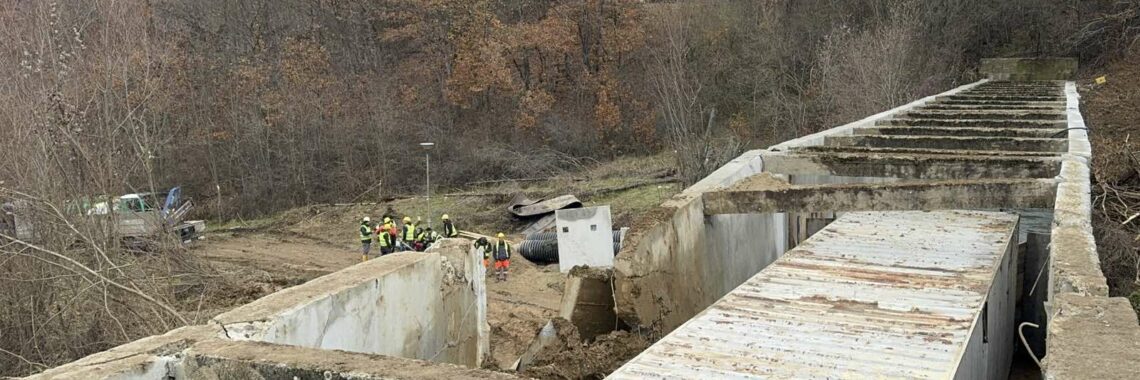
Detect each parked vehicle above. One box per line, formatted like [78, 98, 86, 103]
[1, 186, 205, 247]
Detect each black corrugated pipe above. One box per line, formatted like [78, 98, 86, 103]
[526, 230, 623, 242]
[518, 239, 624, 264]
[519, 239, 559, 263]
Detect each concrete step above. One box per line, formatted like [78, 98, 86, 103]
[931, 99, 1066, 107]
[966, 89, 1062, 94]
[918, 104, 1064, 111]
[854, 126, 1064, 138]
[899, 110, 1065, 121]
[876, 118, 1066, 128]
[975, 83, 1063, 88]
[793, 145, 1060, 157]
[944, 94, 1065, 102]
[824, 135, 1068, 152]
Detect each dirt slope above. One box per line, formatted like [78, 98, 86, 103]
[1080, 52, 1140, 313]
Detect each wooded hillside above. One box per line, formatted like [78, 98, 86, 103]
[2, 0, 1119, 218]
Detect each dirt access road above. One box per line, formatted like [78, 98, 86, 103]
[190, 230, 565, 372]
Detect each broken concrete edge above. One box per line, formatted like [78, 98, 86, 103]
[768, 78, 989, 151]
[24, 325, 519, 380]
[1042, 293, 1140, 380]
[513, 320, 558, 372]
[614, 195, 707, 334]
[22, 325, 219, 380]
[426, 238, 492, 367]
[184, 338, 520, 380]
[1042, 80, 1140, 379]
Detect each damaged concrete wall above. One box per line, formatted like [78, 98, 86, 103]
[427, 239, 491, 366]
[613, 151, 790, 334]
[26, 240, 496, 380]
[211, 242, 486, 368]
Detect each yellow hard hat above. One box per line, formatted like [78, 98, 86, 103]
[497, 232, 505, 239]
[403, 216, 412, 223]
[442, 214, 450, 220]
[383, 217, 392, 223]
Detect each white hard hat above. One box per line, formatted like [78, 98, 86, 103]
[363, 217, 371, 222]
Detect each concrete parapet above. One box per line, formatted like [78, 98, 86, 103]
[769, 80, 987, 151]
[1043, 293, 1140, 380]
[1039, 80, 1140, 379]
[980, 58, 1077, 80]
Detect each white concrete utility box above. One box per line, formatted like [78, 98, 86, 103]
[555, 206, 615, 273]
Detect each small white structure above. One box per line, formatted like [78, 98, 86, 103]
[555, 206, 615, 273]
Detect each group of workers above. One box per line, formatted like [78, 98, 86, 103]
[359, 214, 459, 261]
[356, 213, 513, 281]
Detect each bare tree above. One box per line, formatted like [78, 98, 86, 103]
[648, 5, 742, 186]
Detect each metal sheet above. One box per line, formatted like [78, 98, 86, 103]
[507, 194, 582, 218]
[609, 210, 1017, 379]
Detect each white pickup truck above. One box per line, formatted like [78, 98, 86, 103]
[2, 186, 205, 246]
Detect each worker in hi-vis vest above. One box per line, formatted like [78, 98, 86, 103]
[400, 216, 418, 250]
[359, 217, 373, 262]
[376, 218, 394, 256]
[442, 214, 459, 238]
[492, 233, 512, 282]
